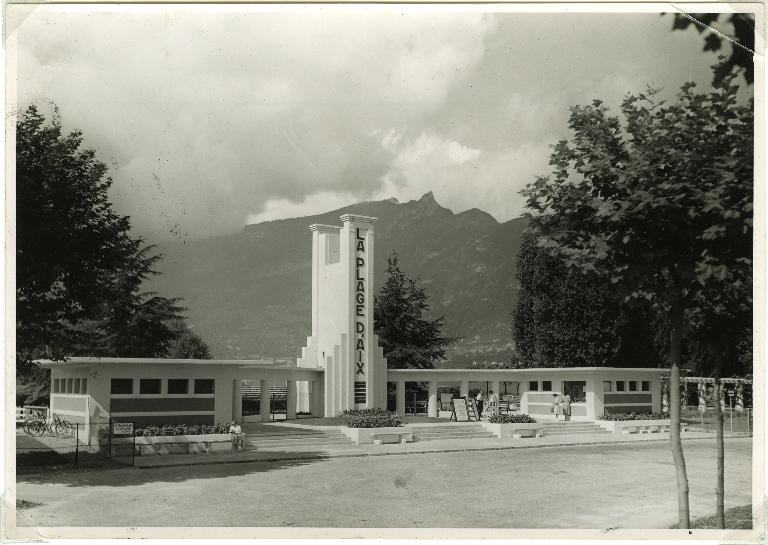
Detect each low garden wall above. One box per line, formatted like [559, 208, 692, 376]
[113, 434, 232, 456]
[343, 427, 413, 445]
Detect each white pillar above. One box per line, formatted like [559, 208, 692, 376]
[312, 379, 324, 417]
[286, 380, 297, 420]
[460, 380, 469, 398]
[428, 381, 438, 418]
[233, 380, 243, 422]
[260, 379, 270, 423]
[396, 381, 406, 416]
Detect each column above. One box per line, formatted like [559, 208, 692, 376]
[427, 381, 438, 418]
[260, 379, 271, 423]
[311, 379, 324, 417]
[460, 380, 469, 399]
[286, 380, 297, 420]
[396, 381, 406, 416]
[232, 380, 243, 422]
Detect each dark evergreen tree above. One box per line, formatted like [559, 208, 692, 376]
[374, 253, 457, 369]
[513, 232, 661, 368]
[15, 105, 211, 400]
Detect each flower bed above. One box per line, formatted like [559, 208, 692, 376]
[340, 408, 410, 444]
[481, 414, 542, 439]
[133, 424, 229, 437]
[341, 408, 403, 428]
[488, 414, 537, 424]
[599, 412, 667, 421]
[597, 413, 670, 434]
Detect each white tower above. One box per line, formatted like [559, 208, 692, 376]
[297, 214, 387, 416]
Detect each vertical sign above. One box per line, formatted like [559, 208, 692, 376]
[354, 228, 367, 390]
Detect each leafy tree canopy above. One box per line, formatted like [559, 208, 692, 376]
[16, 104, 211, 374]
[670, 13, 755, 85]
[513, 232, 662, 368]
[374, 253, 458, 369]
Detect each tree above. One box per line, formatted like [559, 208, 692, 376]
[374, 253, 458, 369]
[520, 70, 752, 528]
[513, 232, 662, 368]
[165, 320, 213, 359]
[670, 13, 755, 85]
[16, 105, 211, 400]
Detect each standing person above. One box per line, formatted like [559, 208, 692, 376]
[476, 390, 486, 418]
[561, 392, 572, 421]
[552, 393, 562, 421]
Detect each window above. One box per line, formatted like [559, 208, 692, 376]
[641, 381, 650, 392]
[53, 379, 60, 393]
[603, 381, 613, 392]
[111, 379, 133, 395]
[563, 381, 587, 403]
[66, 378, 73, 394]
[325, 233, 340, 264]
[81, 378, 87, 394]
[616, 381, 625, 392]
[194, 379, 215, 394]
[354, 382, 366, 404]
[529, 381, 539, 391]
[629, 381, 638, 392]
[542, 381, 552, 391]
[168, 379, 189, 394]
[73, 378, 81, 394]
[140, 379, 162, 395]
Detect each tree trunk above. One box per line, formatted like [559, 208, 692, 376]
[669, 304, 691, 528]
[713, 374, 725, 528]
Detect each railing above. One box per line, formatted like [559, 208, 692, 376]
[681, 406, 753, 436]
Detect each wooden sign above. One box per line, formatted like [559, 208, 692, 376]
[452, 398, 470, 422]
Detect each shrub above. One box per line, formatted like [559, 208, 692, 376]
[341, 408, 403, 428]
[488, 414, 537, 424]
[133, 423, 229, 436]
[599, 412, 668, 421]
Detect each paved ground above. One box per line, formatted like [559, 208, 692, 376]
[14, 438, 752, 529]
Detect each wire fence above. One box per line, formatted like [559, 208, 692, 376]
[681, 406, 753, 436]
[16, 417, 136, 469]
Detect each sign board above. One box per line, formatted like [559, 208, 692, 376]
[452, 398, 470, 422]
[112, 422, 134, 436]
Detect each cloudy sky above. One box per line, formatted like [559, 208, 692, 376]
[11, 5, 745, 242]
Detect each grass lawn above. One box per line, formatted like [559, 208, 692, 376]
[670, 505, 753, 529]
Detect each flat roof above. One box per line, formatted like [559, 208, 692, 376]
[36, 357, 312, 369]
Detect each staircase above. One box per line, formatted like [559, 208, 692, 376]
[541, 421, 611, 437]
[411, 424, 495, 442]
[243, 426, 355, 451]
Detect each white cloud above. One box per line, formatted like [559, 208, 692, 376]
[246, 191, 363, 224]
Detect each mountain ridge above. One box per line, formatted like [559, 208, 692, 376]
[148, 193, 528, 362]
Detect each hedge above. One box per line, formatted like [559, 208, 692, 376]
[341, 408, 404, 428]
[488, 414, 537, 424]
[599, 412, 668, 421]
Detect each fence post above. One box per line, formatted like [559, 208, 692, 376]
[132, 423, 136, 466]
[75, 423, 79, 467]
[108, 417, 112, 460]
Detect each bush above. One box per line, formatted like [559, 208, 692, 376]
[133, 423, 229, 437]
[599, 412, 668, 421]
[488, 414, 537, 424]
[341, 408, 404, 428]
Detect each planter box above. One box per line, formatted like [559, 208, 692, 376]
[480, 422, 543, 439]
[343, 426, 412, 445]
[113, 433, 233, 456]
[597, 420, 671, 435]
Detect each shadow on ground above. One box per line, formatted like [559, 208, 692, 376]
[16, 451, 326, 488]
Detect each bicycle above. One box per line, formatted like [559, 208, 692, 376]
[23, 413, 74, 437]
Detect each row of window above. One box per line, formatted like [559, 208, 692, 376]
[53, 377, 87, 394]
[528, 381, 553, 392]
[110, 378, 215, 395]
[604, 380, 651, 393]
